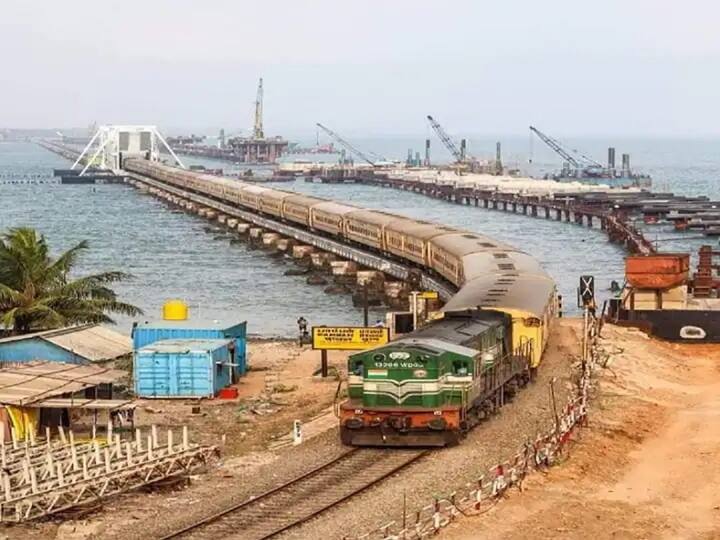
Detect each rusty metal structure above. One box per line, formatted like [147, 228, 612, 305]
[692, 245, 720, 298]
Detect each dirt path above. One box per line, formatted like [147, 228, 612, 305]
[444, 325, 720, 540]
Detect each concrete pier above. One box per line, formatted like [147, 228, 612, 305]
[292, 245, 315, 260]
[356, 270, 385, 288]
[310, 252, 336, 270]
[261, 232, 281, 248]
[276, 238, 296, 252]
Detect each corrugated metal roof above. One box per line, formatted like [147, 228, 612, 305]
[134, 319, 246, 331]
[31, 398, 135, 410]
[0, 325, 131, 362]
[45, 326, 131, 362]
[138, 338, 232, 353]
[0, 361, 126, 406]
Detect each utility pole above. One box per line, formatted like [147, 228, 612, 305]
[363, 283, 369, 327]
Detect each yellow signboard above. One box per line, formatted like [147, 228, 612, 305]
[312, 326, 390, 351]
[419, 291, 439, 300]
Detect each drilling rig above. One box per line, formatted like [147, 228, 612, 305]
[253, 78, 264, 139]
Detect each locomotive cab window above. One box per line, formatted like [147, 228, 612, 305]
[452, 361, 469, 376]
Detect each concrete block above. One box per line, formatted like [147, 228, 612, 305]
[292, 245, 315, 259]
[330, 261, 358, 276]
[249, 227, 264, 239]
[276, 238, 296, 252]
[310, 252, 336, 269]
[217, 214, 228, 224]
[237, 223, 250, 234]
[262, 232, 281, 247]
[227, 218, 239, 228]
[384, 281, 408, 298]
[356, 270, 385, 287]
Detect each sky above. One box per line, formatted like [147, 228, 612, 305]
[2, 0, 719, 138]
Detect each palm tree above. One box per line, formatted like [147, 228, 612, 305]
[0, 227, 142, 335]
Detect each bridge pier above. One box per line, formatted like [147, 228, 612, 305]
[293, 245, 315, 260]
[261, 232, 281, 248]
[331, 260, 358, 285]
[276, 238, 296, 253]
[384, 281, 409, 309]
[311, 252, 339, 271]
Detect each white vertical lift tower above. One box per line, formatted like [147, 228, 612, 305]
[71, 125, 185, 176]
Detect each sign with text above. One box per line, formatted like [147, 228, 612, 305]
[419, 291, 439, 300]
[312, 326, 390, 351]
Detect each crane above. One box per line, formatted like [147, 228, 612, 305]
[529, 126, 602, 169]
[426, 115, 465, 163]
[253, 78, 264, 139]
[316, 123, 378, 166]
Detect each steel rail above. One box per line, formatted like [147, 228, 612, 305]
[158, 448, 427, 540]
[124, 171, 456, 301]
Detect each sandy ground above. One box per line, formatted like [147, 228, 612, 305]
[9, 322, 719, 540]
[3, 340, 351, 540]
[443, 324, 720, 540]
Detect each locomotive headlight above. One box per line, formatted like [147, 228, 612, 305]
[433, 410, 442, 416]
[413, 369, 428, 378]
[354, 409, 364, 415]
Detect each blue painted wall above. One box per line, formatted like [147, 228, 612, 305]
[0, 338, 89, 364]
[132, 321, 247, 375]
[134, 340, 233, 398]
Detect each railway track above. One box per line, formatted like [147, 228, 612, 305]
[159, 448, 426, 540]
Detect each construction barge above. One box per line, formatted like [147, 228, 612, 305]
[608, 249, 720, 341]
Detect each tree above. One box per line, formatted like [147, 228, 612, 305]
[0, 227, 142, 335]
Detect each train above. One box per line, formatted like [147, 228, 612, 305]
[342, 311, 532, 446]
[123, 158, 558, 446]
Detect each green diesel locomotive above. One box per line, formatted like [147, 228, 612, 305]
[340, 312, 533, 446]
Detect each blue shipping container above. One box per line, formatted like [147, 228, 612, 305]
[132, 319, 247, 376]
[134, 339, 234, 398]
